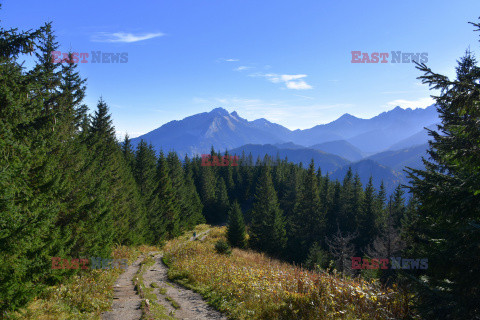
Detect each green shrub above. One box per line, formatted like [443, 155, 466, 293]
[214, 240, 231, 255]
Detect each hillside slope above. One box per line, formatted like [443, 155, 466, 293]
[163, 226, 417, 320]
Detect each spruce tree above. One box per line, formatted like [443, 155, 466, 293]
[0, 17, 49, 311]
[198, 164, 216, 223]
[376, 181, 387, 227]
[289, 160, 326, 262]
[227, 201, 247, 248]
[167, 151, 190, 230]
[83, 98, 119, 257]
[320, 173, 330, 213]
[213, 177, 230, 224]
[183, 156, 206, 228]
[152, 151, 180, 240]
[134, 140, 157, 197]
[326, 180, 342, 240]
[405, 25, 480, 317]
[122, 134, 136, 170]
[352, 172, 364, 228]
[249, 165, 287, 257]
[357, 177, 378, 253]
[366, 197, 405, 285]
[390, 185, 406, 229]
[339, 167, 356, 233]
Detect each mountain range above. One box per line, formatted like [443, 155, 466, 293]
[131, 105, 439, 194]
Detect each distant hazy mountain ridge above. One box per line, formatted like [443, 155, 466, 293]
[132, 105, 438, 156]
[131, 105, 438, 194]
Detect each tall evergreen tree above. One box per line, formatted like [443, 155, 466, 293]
[357, 176, 379, 254]
[405, 29, 480, 317]
[183, 156, 206, 228]
[249, 165, 287, 257]
[326, 180, 342, 240]
[121, 134, 136, 170]
[152, 151, 180, 240]
[376, 181, 387, 227]
[352, 172, 364, 228]
[212, 177, 230, 224]
[82, 98, 119, 256]
[134, 141, 157, 197]
[227, 201, 247, 248]
[288, 160, 326, 262]
[0, 18, 50, 311]
[198, 163, 216, 223]
[390, 185, 406, 229]
[366, 196, 405, 285]
[339, 167, 356, 233]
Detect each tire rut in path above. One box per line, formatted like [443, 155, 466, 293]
[101, 256, 143, 320]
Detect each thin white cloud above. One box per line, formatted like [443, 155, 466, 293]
[386, 97, 435, 109]
[219, 58, 239, 62]
[280, 74, 307, 81]
[286, 80, 312, 90]
[294, 94, 314, 100]
[91, 32, 165, 43]
[234, 66, 252, 71]
[252, 73, 313, 90]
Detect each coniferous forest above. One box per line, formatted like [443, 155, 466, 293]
[1, 5, 479, 319]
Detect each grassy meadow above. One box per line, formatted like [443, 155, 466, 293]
[163, 226, 419, 320]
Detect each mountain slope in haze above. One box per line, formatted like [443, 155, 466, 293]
[131, 105, 438, 157]
[228, 144, 350, 173]
[227, 142, 413, 195]
[129, 106, 438, 194]
[310, 140, 364, 162]
[290, 105, 438, 153]
[388, 123, 438, 151]
[273, 142, 307, 150]
[345, 106, 438, 153]
[290, 113, 364, 146]
[367, 143, 429, 171]
[130, 108, 289, 156]
[330, 159, 407, 195]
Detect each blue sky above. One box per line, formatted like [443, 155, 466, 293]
[2, 0, 480, 138]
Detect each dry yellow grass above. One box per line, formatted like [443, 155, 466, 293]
[7, 244, 159, 320]
[164, 226, 419, 320]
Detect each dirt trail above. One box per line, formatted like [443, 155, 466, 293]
[102, 229, 226, 320]
[101, 257, 143, 320]
[143, 251, 227, 320]
[189, 229, 210, 242]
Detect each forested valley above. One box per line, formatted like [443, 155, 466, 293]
[1, 9, 479, 320]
